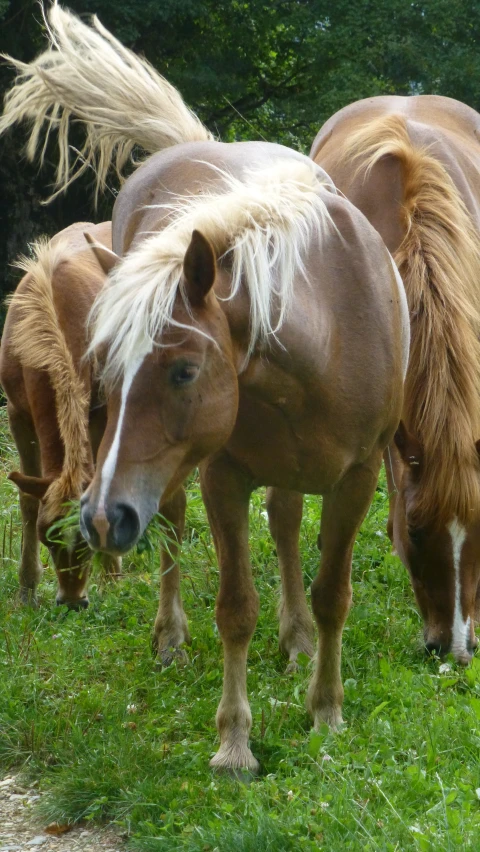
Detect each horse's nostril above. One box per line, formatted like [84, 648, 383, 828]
[80, 504, 99, 548]
[110, 503, 140, 553]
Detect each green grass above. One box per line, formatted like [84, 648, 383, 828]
[1, 403, 480, 851]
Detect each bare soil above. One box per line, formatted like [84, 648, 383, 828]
[0, 776, 125, 852]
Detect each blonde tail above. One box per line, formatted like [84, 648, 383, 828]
[0, 3, 213, 201]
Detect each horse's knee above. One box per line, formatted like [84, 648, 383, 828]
[311, 575, 352, 628]
[216, 588, 259, 644]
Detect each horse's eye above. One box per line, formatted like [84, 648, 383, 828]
[408, 526, 424, 545]
[170, 363, 199, 387]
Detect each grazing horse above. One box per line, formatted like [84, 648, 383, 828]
[1, 7, 409, 771]
[1, 224, 189, 659]
[0, 221, 118, 607]
[307, 95, 480, 663]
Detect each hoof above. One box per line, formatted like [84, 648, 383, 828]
[455, 650, 473, 667]
[210, 743, 260, 775]
[56, 596, 89, 611]
[279, 632, 315, 664]
[156, 645, 189, 668]
[312, 707, 345, 731]
[285, 660, 299, 674]
[19, 588, 38, 608]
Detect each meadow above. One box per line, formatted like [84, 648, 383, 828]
[1, 404, 480, 852]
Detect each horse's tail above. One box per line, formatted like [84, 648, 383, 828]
[9, 240, 91, 521]
[0, 3, 213, 202]
[344, 114, 480, 523]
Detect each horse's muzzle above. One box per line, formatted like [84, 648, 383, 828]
[80, 498, 141, 555]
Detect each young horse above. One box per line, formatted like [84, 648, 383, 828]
[1, 224, 189, 658]
[0, 222, 116, 607]
[1, 8, 409, 771]
[307, 95, 480, 663]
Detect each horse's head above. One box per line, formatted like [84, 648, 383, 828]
[80, 230, 238, 554]
[8, 472, 91, 608]
[390, 422, 480, 664]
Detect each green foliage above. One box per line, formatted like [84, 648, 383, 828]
[1, 0, 480, 299]
[1, 408, 480, 850]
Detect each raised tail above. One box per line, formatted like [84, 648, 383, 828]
[0, 2, 213, 201]
[344, 114, 480, 524]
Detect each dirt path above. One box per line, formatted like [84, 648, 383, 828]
[0, 776, 125, 852]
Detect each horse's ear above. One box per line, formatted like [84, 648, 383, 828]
[394, 421, 423, 469]
[183, 230, 216, 307]
[84, 232, 120, 275]
[8, 471, 53, 499]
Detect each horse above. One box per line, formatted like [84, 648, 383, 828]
[307, 95, 480, 664]
[0, 221, 117, 607]
[0, 222, 190, 663]
[1, 7, 409, 771]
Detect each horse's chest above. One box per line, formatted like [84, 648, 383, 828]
[226, 390, 350, 492]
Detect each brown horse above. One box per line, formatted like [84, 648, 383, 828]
[0, 223, 190, 661]
[0, 221, 117, 607]
[1, 8, 409, 771]
[307, 95, 480, 663]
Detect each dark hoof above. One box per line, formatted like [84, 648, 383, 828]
[56, 596, 89, 611]
[214, 766, 258, 784]
[19, 588, 38, 608]
[156, 646, 189, 668]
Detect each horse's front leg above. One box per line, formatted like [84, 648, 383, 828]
[307, 452, 382, 729]
[153, 486, 191, 666]
[200, 453, 259, 773]
[266, 487, 315, 670]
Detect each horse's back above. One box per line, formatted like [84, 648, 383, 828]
[112, 140, 334, 254]
[1, 222, 111, 415]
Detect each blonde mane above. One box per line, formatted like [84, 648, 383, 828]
[344, 114, 480, 525]
[10, 240, 91, 522]
[89, 159, 335, 387]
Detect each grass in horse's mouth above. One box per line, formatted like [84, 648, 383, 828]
[47, 502, 176, 571]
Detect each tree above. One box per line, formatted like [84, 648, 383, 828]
[0, 0, 479, 295]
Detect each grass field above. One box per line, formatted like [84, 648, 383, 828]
[1, 404, 480, 851]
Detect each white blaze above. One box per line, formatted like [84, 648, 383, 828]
[448, 517, 469, 656]
[97, 352, 149, 513]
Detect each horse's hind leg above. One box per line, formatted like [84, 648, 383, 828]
[200, 453, 259, 773]
[266, 487, 315, 670]
[153, 486, 191, 666]
[7, 404, 42, 605]
[307, 452, 382, 729]
[383, 445, 401, 549]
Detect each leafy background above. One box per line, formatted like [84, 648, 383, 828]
[1, 0, 479, 291]
[1, 3, 480, 848]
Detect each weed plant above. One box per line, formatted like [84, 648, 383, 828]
[1, 404, 480, 850]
